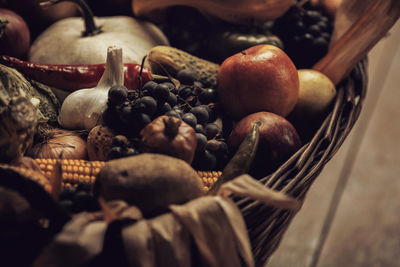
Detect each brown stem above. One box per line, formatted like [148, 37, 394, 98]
[39, 0, 102, 37]
[163, 117, 181, 139]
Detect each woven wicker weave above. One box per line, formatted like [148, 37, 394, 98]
[236, 59, 368, 266]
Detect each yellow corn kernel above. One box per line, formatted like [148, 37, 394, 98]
[34, 159, 222, 191]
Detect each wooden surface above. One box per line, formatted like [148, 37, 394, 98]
[267, 20, 400, 267]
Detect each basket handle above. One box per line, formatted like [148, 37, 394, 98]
[313, 0, 400, 85]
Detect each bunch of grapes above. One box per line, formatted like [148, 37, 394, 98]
[272, 4, 333, 69]
[58, 184, 100, 214]
[102, 69, 229, 170]
[107, 134, 139, 160]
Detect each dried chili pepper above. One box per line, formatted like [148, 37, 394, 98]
[0, 55, 152, 92]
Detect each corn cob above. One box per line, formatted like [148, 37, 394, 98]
[34, 158, 221, 190]
[1, 164, 52, 193]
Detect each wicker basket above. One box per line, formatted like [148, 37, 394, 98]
[27, 59, 368, 266]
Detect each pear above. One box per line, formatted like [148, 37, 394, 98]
[288, 69, 336, 140]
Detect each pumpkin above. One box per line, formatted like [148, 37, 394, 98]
[29, 0, 169, 64]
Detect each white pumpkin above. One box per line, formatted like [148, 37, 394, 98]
[29, 11, 168, 64]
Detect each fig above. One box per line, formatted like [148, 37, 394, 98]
[229, 112, 301, 177]
[140, 116, 197, 164]
[93, 153, 205, 218]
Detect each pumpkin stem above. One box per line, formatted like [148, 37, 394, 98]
[39, 0, 102, 37]
[0, 19, 8, 39]
[163, 117, 181, 139]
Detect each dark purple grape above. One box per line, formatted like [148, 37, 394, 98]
[157, 102, 172, 115]
[186, 95, 198, 106]
[195, 124, 206, 135]
[302, 33, 314, 45]
[205, 123, 220, 139]
[112, 135, 129, 147]
[193, 81, 204, 89]
[316, 21, 328, 31]
[108, 85, 128, 106]
[178, 87, 193, 99]
[121, 105, 132, 116]
[305, 10, 321, 24]
[272, 4, 333, 69]
[173, 107, 184, 117]
[177, 68, 196, 85]
[142, 90, 152, 96]
[152, 83, 170, 104]
[138, 113, 152, 125]
[197, 150, 217, 170]
[190, 106, 209, 125]
[161, 82, 176, 91]
[165, 110, 181, 119]
[198, 88, 217, 104]
[321, 32, 331, 41]
[135, 96, 157, 116]
[166, 92, 178, 106]
[142, 81, 158, 93]
[293, 20, 306, 32]
[217, 141, 228, 155]
[108, 146, 123, 159]
[125, 148, 139, 157]
[308, 24, 321, 36]
[206, 139, 222, 152]
[313, 37, 328, 53]
[182, 112, 197, 127]
[200, 104, 212, 113]
[196, 133, 207, 152]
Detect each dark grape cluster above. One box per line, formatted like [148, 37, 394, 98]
[272, 4, 333, 69]
[103, 69, 229, 170]
[59, 184, 100, 214]
[107, 135, 139, 160]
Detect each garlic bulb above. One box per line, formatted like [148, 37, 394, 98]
[58, 46, 124, 130]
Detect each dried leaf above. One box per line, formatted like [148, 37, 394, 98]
[217, 174, 301, 211]
[170, 196, 254, 267]
[314, 0, 400, 84]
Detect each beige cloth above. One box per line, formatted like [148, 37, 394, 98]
[34, 175, 300, 267]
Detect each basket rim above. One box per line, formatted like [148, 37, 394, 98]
[239, 58, 368, 266]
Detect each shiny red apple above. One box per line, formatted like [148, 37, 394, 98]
[217, 44, 299, 120]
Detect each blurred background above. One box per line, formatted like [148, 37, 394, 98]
[268, 20, 400, 267]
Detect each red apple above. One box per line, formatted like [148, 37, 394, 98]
[229, 112, 301, 176]
[217, 44, 299, 120]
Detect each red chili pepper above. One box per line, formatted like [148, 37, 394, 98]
[0, 55, 152, 92]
